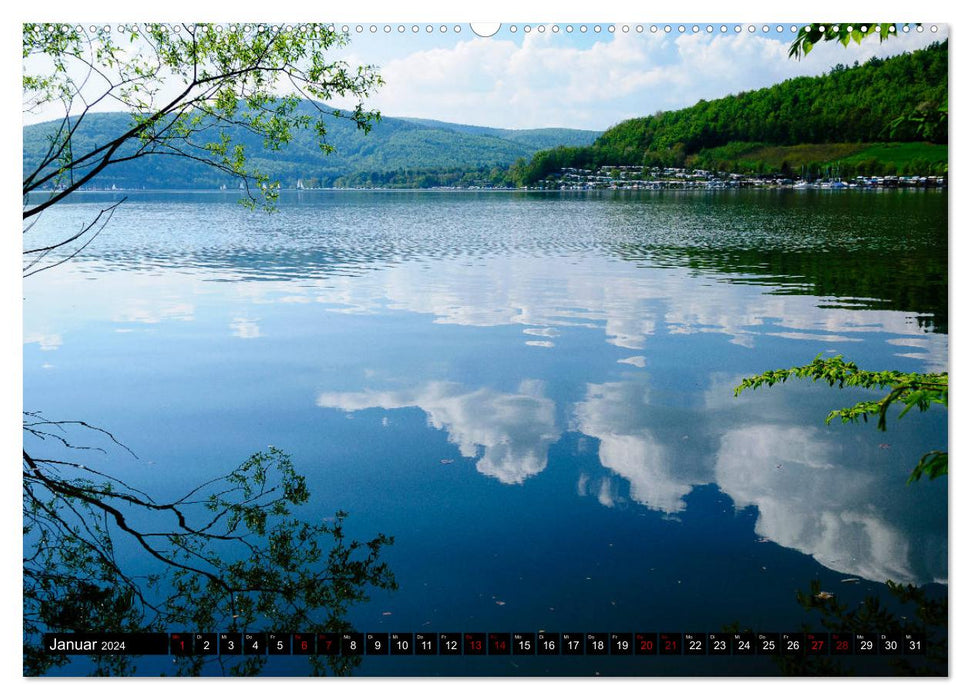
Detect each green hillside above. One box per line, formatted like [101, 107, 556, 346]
[398, 118, 601, 149]
[22, 106, 600, 190]
[23, 42, 947, 190]
[689, 141, 947, 177]
[514, 41, 947, 183]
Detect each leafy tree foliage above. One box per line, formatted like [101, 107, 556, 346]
[23, 24, 398, 676]
[726, 577, 946, 676]
[734, 355, 947, 483]
[23, 22, 382, 274]
[788, 23, 905, 59]
[23, 433, 396, 676]
[789, 24, 947, 146]
[727, 32, 949, 487]
[724, 33, 948, 675]
[22, 110, 597, 192]
[516, 41, 947, 184]
[784, 579, 945, 675]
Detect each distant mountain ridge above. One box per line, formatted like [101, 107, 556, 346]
[396, 118, 601, 149]
[22, 106, 600, 190]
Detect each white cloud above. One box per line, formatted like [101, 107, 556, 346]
[335, 27, 947, 129]
[23, 332, 62, 351]
[316, 381, 560, 484]
[24, 20, 947, 131]
[112, 301, 195, 325]
[295, 254, 947, 368]
[713, 424, 941, 584]
[344, 30, 671, 128]
[573, 382, 704, 514]
[230, 317, 262, 339]
[24, 242, 947, 372]
[572, 375, 946, 584]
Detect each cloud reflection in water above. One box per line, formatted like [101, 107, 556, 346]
[317, 380, 559, 485]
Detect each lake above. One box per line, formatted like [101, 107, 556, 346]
[23, 188, 948, 676]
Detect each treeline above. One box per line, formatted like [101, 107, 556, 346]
[328, 166, 514, 189]
[23, 106, 597, 191]
[515, 41, 947, 184]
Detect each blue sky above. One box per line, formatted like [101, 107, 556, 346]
[19, 13, 948, 132]
[6, 4, 968, 698]
[328, 22, 947, 130]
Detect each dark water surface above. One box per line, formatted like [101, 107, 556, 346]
[23, 189, 948, 676]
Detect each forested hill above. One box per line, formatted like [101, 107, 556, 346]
[514, 40, 947, 183]
[396, 119, 601, 150]
[22, 106, 600, 190]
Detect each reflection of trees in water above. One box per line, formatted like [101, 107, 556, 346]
[22, 23, 401, 676]
[727, 578, 946, 676]
[603, 189, 947, 333]
[23, 419, 396, 676]
[53, 190, 948, 335]
[614, 244, 948, 334]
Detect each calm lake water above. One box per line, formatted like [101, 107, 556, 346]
[23, 189, 948, 676]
